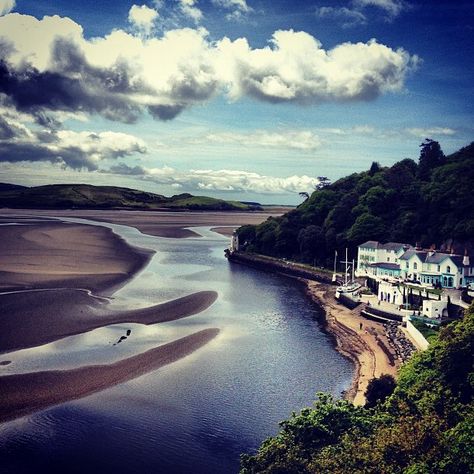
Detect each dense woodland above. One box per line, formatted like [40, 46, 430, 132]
[240, 305, 474, 473]
[237, 140, 474, 263]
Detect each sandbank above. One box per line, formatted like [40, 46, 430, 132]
[0, 328, 220, 423]
[0, 289, 218, 353]
[0, 221, 152, 293]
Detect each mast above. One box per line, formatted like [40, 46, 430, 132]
[352, 259, 355, 283]
[332, 250, 337, 283]
[345, 248, 348, 286]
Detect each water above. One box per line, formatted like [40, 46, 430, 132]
[0, 219, 353, 474]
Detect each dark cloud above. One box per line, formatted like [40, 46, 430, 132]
[0, 39, 144, 124]
[106, 163, 148, 175]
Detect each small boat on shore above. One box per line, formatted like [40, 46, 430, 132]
[335, 249, 361, 299]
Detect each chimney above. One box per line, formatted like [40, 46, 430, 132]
[463, 249, 470, 267]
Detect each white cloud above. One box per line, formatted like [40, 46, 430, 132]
[316, 6, 367, 28]
[0, 113, 147, 170]
[353, 0, 406, 18]
[202, 130, 322, 151]
[108, 164, 321, 194]
[179, 0, 203, 23]
[217, 30, 418, 104]
[405, 127, 456, 139]
[128, 4, 159, 36]
[212, 0, 252, 21]
[0, 0, 14, 16]
[0, 13, 418, 123]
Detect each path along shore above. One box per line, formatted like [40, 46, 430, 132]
[304, 281, 399, 405]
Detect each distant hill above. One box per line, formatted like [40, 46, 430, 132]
[237, 141, 474, 263]
[0, 183, 262, 211]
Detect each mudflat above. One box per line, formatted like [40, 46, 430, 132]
[0, 221, 152, 293]
[0, 208, 283, 238]
[0, 328, 220, 423]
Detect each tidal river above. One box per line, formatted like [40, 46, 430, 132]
[0, 219, 352, 474]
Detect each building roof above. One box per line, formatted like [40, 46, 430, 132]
[399, 249, 428, 261]
[369, 262, 401, 270]
[359, 241, 411, 251]
[359, 240, 380, 249]
[381, 242, 411, 251]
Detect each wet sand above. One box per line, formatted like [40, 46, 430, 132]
[0, 221, 152, 293]
[305, 281, 398, 405]
[0, 328, 220, 423]
[0, 209, 283, 238]
[0, 289, 218, 353]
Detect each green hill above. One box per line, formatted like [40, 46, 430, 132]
[0, 183, 262, 211]
[241, 304, 474, 473]
[237, 140, 474, 263]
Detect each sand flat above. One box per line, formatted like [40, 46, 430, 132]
[0, 221, 152, 292]
[0, 209, 283, 238]
[0, 328, 220, 423]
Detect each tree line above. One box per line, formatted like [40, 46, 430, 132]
[237, 140, 474, 264]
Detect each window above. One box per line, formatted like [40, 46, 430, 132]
[437, 265, 440, 272]
[406, 262, 409, 269]
[414, 262, 418, 270]
[447, 265, 451, 273]
[387, 257, 390, 262]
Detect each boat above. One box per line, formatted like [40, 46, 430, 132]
[335, 248, 361, 298]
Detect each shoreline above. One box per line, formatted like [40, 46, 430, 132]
[228, 253, 399, 405]
[305, 281, 399, 405]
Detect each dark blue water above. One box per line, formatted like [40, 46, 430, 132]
[0, 222, 353, 474]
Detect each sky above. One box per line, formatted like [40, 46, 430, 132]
[0, 0, 473, 204]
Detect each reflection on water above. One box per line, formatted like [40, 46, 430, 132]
[0, 220, 353, 474]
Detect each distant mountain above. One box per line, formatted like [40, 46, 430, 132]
[0, 183, 262, 211]
[237, 141, 474, 263]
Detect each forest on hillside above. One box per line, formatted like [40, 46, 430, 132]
[237, 140, 474, 264]
[240, 304, 474, 473]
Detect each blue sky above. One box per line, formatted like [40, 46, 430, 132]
[0, 0, 473, 203]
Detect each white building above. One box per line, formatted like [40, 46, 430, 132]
[356, 241, 411, 278]
[357, 241, 474, 289]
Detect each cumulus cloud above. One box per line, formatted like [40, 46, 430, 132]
[128, 4, 159, 36]
[0, 113, 146, 170]
[179, 0, 203, 23]
[201, 130, 322, 151]
[0, 12, 417, 123]
[0, 0, 14, 16]
[106, 164, 320, 194]
[218, 30, 418, 104]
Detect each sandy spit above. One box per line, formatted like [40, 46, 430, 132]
[0, 290, 218, 353]
[0, 328, 220, 423]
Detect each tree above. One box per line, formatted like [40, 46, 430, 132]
[418, 139, 445, 180]
[299, 191, 310, 201]
[315, 176, 331, 190]
[364, 374, 396, 408]
[369, 161, 381, 176]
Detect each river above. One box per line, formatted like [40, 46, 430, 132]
[0, 218, 353, 474]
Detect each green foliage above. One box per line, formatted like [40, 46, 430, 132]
[0, 183, 260, 211]
[365, 374, 397, 408]
[239, 141, 474, 264]
[240, 306, 474, 473]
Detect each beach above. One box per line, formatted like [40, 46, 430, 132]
[305, 281, 399, 405]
